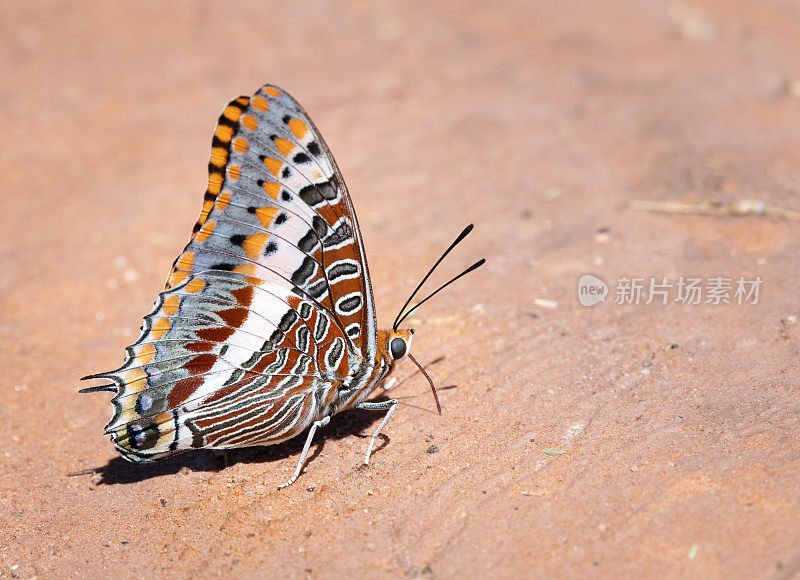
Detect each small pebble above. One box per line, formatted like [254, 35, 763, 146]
[594, 228, 610, 243]
[543, 187, 561, 201]
[426, 445, 439, 454]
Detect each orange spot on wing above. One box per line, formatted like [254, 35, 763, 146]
[274, 138, 295, 157]
[252, 96, 269, 111]
[196, 221, 215, 243]
[233, 138, 249, 153]
[163, 295, 180, 316]
[216, 191, 231, 210]
[288, 119, 308, 140]
[223, 104, 244, 122]
[262, 181, 280, 200]
[255, 206, 279, 228]
[151, 317, 171, 339]
[215, 124, 234, 142]
[208, 173, 223, 195]
[241, 115, 258, 131]
[228, 165, 240, 180]
[264, 87, 281, 97]
[170, 270, 188, 286]
[235, 97, 249, 107]
[210, 147, 228, 167]
[233, 263, 256, 276]
[123, 367, 148, 392]
[196, 199, 214, 226]
[186, 278, 206, 293]
[242, 233, 268, 259]
[136, 343, 156, 365]
[263, 157, 282, 176]
[176, 252, 195, 271]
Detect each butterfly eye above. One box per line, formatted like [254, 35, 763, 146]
[390, 337, 407, 360]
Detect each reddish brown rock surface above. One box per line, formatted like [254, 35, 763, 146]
[2, 1, 800, 577]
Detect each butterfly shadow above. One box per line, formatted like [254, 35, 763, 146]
[80, 394, 401, 486]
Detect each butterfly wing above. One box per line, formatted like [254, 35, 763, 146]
[83, 85, 377, 461]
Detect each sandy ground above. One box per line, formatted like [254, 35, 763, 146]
[2, 0, 800, 577]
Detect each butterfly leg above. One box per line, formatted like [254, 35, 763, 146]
[356, 399, 399, 465]
[277, 415, 331, 489]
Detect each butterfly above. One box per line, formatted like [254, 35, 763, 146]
[81, 84, 483, 488]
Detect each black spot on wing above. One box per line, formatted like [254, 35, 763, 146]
[336, 294, 362, 315]
[278, 309, 298, 333]
[296, 326, 310, 352]
[312, 216, 329, 237]
[328, 261, 359, 282]
[298, 181, 337, 207]
[298, 230, 318, 253]
[210, 263, 237, 271]
[325, 337, 344, 369]
[307, 279, 328, 300]
[291, 257, 316, 285]
[322, 222, 353, 247]
[125, 420, 160, 451]
[314, 313, 329, 342]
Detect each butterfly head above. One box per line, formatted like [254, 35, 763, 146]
[388, 328, 413, 362]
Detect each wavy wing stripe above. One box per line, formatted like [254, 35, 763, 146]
[201, 394, 315, 448]
[106, 346, 315, 428]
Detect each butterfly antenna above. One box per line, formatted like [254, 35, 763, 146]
[408, 353, 442, 414]
[393, 224, 477, 331]
[394, 258, 485, 330]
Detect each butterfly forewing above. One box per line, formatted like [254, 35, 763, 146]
[87, 85, 376, 461]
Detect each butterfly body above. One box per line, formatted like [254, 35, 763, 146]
[83, 85, 418, 483]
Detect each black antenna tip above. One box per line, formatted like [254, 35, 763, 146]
[456, 224, 475, 243]
[465, 258, 486, 273]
